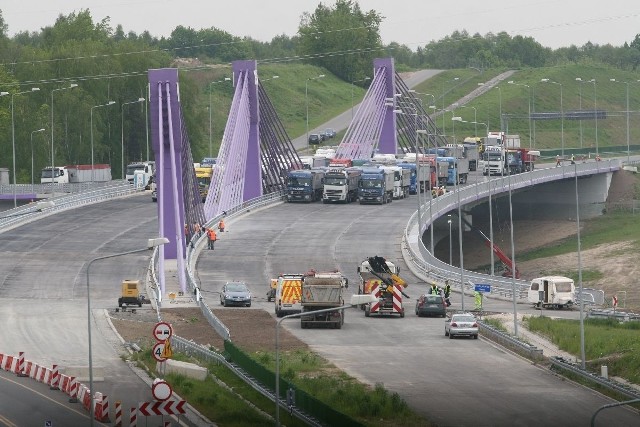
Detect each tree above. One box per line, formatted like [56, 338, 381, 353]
[297, 0, 383, 81]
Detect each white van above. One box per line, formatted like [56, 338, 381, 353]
[528, 276, 575, 309]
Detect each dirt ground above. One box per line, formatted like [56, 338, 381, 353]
[108, 171, 639, 351]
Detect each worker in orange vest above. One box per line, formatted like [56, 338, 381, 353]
[218, 218, 225, 233]
[207, 227, 217, 250]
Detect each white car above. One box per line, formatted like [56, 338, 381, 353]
[445, 313, 478, 339]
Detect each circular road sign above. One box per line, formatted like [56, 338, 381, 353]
[153, 321, 173, 342]
[152, 342, 167, 362]
[152, 379, 173, 401]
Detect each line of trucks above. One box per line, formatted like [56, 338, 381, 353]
[287, 143, 483, 204]
[479, 132, 540, 176]
[267, 256, 409, 328]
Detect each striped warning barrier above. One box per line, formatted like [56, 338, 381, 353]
[59, 374, 70, 393]
[2, 355, 16, 372]
[130, 407, 137, 427]
[17, 352, 25, 376]
[78, 384, 92, 411]
[50, 364, 59, 389]
[114, 401, 122, 427]
[68, 377, 78, 403]
[23, 361, 34, 377]
[93, 392, 110, 423]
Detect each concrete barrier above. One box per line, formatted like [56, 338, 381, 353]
[157, 359, 207, 381]
[62, 366, 105, 382]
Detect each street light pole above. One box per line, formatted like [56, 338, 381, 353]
[209, 77, 231, 159]
[508, 81, 532, 151]
[275, 294, 376, 426]
[495, 86, 502, 131]
[51, 84, 78, 187]
[31, 128, 46, 192]
[576, 78, 584, 148]
[610, 79, 630, 162]
[448, 215, 452, 265]
[85, 237, 169, 426]
[574, 162, 586, 369]
[351, 76, 370, 119]
[590, 79, 598, 156]
[91, 101, 116, 183]
[121, 98, 145, 180]
[305, 74, 325, 152]
[11, 87, 40, 207]
[541, 79, 564, 159]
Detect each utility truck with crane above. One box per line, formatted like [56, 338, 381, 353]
[357, 256, 408, 317]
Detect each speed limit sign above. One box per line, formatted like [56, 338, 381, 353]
[152, 342, 167, 362]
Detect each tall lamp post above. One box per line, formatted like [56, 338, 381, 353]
[495, 86, 502, 130]
[508, 81, 532, 151]
[121, 97, 145, 180]
[305, 74, 326, 151]
[275, 294, 376, 426]
[51, 84, 78, 187]
[90, 101, 116, 182]
[417, 129, 435, 253]
[459, 105, 477, 136]
[590, 79, 598, 156]
[609, 79, 630, 162]
[447, 215, 452, 265]
[208, 77, 231, 158]
[441, 77, 459, 138]
[576, 78, 585, 148]
[574, 163, 586, 369]
[541, 79, 564, 159]
[11, 87, 40, 207]
[351, 76, 371, 119]
[30, 128, 46, 192]
[86, 237, 169, 426]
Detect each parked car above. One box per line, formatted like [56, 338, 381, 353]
[323, 128, 336, 139]
[308, 133, 322, 145]
[445, 313, 479, 339]
[220, 281, 252, 307]
[415, 294, 446, 317]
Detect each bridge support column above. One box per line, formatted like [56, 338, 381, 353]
[375, 57, 398, 155]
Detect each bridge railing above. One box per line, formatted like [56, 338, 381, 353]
[403, 159, 621, 301]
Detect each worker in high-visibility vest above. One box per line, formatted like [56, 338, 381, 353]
[474, 291, 483, 311]
[218, 218, 225, 233]
[207, 227, 217, 250]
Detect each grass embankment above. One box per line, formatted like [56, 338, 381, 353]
[132, 348, 432, 427]
[524, 316, 640, 385]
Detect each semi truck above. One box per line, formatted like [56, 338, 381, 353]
[41, 166, 69, 184]
[358, 167, 394, 204]
[483, 146, 539, 175]
[41, 164, 112, 183]
[300, 272, 348, 329]
[381, 165, 411, 199]
[126, 161, 155, 188]
[438, 156, 469, 185]
[286, 169, 325, 202]
[357, 256, 408, 318]
[322, 167, 361, 203]
[274, 274, 304, 317]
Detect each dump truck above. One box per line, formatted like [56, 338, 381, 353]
[358, 167, 394, 204]
[322, 167, 361, 203]
[118, 279, 143, 308]
[357, 256, 408, 317]
[286, 169, 325, 202]
[300, 272, 348, 329]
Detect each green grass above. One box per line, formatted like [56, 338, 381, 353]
[524, 316, 640, 384]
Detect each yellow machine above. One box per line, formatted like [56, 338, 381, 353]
[118, 279, 143, 308]
[195, 165, 213, 202]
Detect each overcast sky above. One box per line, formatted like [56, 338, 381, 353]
[4, 1, 639, 50]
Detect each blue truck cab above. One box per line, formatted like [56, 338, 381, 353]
[358, 167, 394, 204]
[286, 169, 325, 202]
[397, 162, 417, 194]
[437, 156, 469, 185]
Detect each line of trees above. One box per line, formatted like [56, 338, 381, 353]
[1, 2, 640, 182]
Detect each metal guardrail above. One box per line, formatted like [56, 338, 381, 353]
[478, 321, 544, 361]
[550, 356, 640, 400]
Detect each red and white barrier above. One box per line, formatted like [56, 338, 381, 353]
[93, 392, 110, 423]
[17, 352, 25, 376]
[114, 401, 122, 427]
[129, 407, 137, 427]
[50, 364, 59, 389]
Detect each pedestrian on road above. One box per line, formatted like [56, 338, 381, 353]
[555, 155, 561, 167]
[207, 227, 217, 250]
[218, 218, 225, 233]
[444, 281, 452, 307]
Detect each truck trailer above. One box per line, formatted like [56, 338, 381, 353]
[322, 167, 361, 203]
[300, 272, 348, 329]
[528, 276, 575, 309]
[381, 165, 411, 199]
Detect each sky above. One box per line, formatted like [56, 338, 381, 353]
[4, 1, 640, 50]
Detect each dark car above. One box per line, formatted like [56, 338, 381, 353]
[415, 294, 446, 317]
[308, 133, 322, 145]
[323, 128, 336, 139]
[220, 281, 252, 307]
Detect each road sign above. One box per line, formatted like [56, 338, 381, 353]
[152, 379, 173, 401]
[161, 338, 173, 359]
[153, 322, 173, 342]
[152, 342, 166, 362]
[138, 400, 186, 416]
[474, 284, 491, 293]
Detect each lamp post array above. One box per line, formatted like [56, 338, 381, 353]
[541, 79, 564, 159]
[305, 74, 325, 151]
[351, 76, 371, 119]
[121, 98, 145, 180]
[90, 101, 116, 182]
[209, 77, 232, 158]
[50, 84, 78, 187]
[31, 128, 46, 192]
[11, 87, 40, 207]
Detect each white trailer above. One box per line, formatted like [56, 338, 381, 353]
[528, 276, 575, 309]
[381, 166, 411, 199]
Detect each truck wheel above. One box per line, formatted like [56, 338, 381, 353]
[335, 322, 342, 329]
[364, 306, 370, 317]
[400, 309, 405, 318]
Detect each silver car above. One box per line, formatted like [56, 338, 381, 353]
[445, 313, 478, 339]
[220, 281, 252, 307]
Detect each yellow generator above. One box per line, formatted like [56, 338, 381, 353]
[118, 279, 143, 308]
